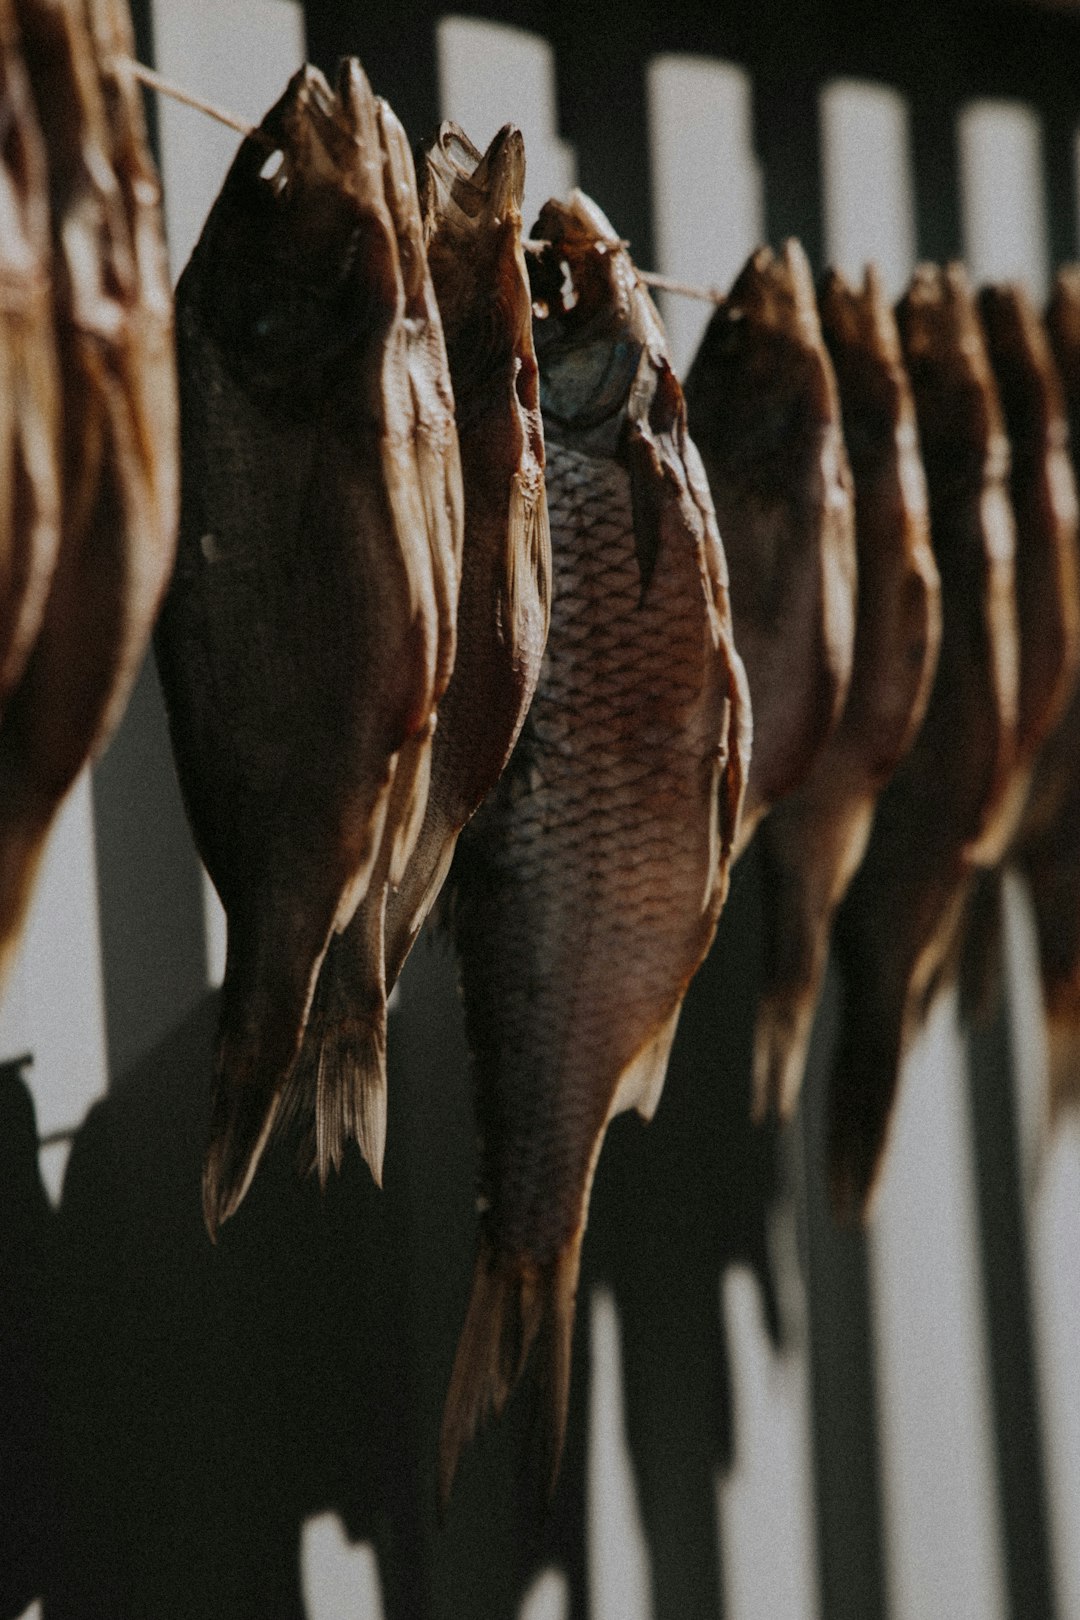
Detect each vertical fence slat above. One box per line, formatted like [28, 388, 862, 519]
[645, 56, 764, 377]
[869, 997, 1007, 1620]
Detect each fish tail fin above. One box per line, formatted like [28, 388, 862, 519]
[280, 892, 391, 1189]
[1048, 1016, 1080, 1125]
[752, 990, 815, 1125]
[313, 997, 388, 1189]
[0, 794, 53, 994]
[203, 904, 332, 1238]
[958, 868, 1004, 1026]
[438, 1231, 583, 1515]
[827, 971, 908, 1223]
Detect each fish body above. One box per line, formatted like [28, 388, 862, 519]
[683, 240, 856, 855]
[293, 121, 549, 1187]
[959, 283, 1080, 1019]
[154, 63, 461, 1234]
[829, 263, 1019, 1217]
[439, 191, 749, 1504]
[0, 0, 60, 713]
[752, 267, 941, 1122]
[1016, 268, 1080, 1114]
[0, 0, 177, 984]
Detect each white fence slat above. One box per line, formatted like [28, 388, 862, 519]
[518, 1566, 570, 1620]
[819, 79, 916, 297]
[1002, 878, 1080, 1619]
[645, 56, 764, 377]
[0, 773, 109, 1198]
[717, 1268, 819, 1620]
[588, 1288, 653, 1620]
[958, 99, 1049, 301]
[869, 995, 1007, 1620]
[436, 16, 576, 232]
[300, 1513, 386, 1620]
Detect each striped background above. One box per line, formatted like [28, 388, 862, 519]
[10, 4, 1080, 1617]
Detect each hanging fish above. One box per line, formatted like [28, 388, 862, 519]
[682, 240, 856, 857]
[0, 0, 60, 715]
[154, 62, 462, 1236]
[0, 0, 177, 986]
[752, 266, 942, 1123]
[828, 263, 1019, 1217]
[438, 191, 750, 1506]
[1014, 267, 1080, 1116]
[290, 121, 549, 1188]
[959, 282, 1080, 1020]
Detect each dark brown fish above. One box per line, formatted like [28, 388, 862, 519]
[0, 0, 177, 984]
[752, 266, 941, 1122]
[1014, 267, 1080, 1115]
[959, 283, 1080, 1020]
[683, 240, 857, 855]
[829, 263, 1019, 1218]
[154, 63, 462, 1235]
[438, 191, 750, 1506]
[290, 122, 549, 1187]
[0, 0, 60, 712]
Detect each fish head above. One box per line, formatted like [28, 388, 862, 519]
[819, 265, 916, 470]
[1047, 266, 1080, 438]
[418, 122, 538, 420]
[181, 62, 403, 409]
[979, 281, 1064, 457]
[683, 240, 839, 472]
[526, 190, 659, 445]
[897, 263, 1007, 495]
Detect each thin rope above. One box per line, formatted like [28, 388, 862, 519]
[121, 58, 724, 301]
[119, 57, 257, 139]
[522, 238, 722, 302]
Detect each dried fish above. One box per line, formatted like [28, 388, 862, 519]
[829, 264, 1018, 1218]
[959, 283, 1080, 1020]
[154, 63, 462, 1235]
[438, 191, 750, 1505]
[291, 121, 549, 1187]
[0, 0, 177, 984]
[683, 240, 856, 856]
[0, 0, 60, 714]
[752, 266, 941, 1123]
[1015, 268, 1080, 1115]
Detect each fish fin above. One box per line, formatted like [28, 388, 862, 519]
[958, 868, 1005, 1026]
[624, 375, 682, 599]
[610, 1004, 682, 1124]
[383, 718, 434, 890]
[202, 900, 335, 1236]
[752, 990, 816, 1125]
[439, 1231, 583, 1514]
[1048, 1018, 1080, 1125]
[826, 968, 909, 1223]
[315, 884, 390, 1189]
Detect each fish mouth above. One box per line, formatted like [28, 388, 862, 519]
[727, 238, 822, 350]
[527, 189, 635, 338]
[819, 263, 903, 368]
[420, 122, 525, 235]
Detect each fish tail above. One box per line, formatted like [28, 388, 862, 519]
[752, 989, 815, 1124]
[438, 1230, 583, 1515]
[281, 894, 391, 1189]
[958, 868, 1004, 1026]
[1047, 1017, 1080, 1125]
[0, 798, 51, 995]
[826, 972, 908, 1223]
[312, 997, 388, 1189]
[203, 904, 333, 1237]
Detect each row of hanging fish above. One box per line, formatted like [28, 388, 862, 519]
[0, 0, 177, 990]
[5, 18, 1080, 1509]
